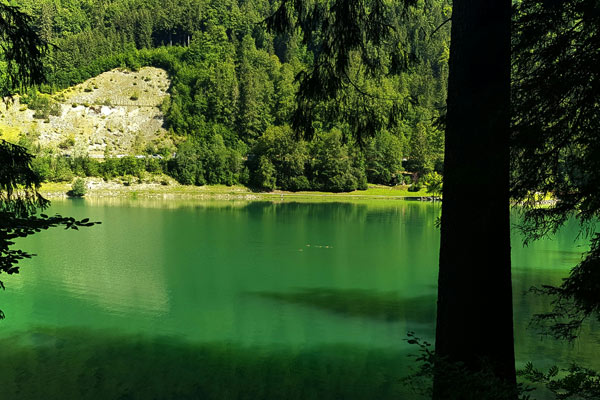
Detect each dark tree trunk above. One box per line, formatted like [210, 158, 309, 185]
[434, 0, 515, 398]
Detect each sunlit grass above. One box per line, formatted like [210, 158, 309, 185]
[40, 181, 431, 200]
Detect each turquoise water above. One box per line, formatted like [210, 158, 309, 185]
[0, 198, 597, 399]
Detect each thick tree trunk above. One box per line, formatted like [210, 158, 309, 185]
[434, 0, 515, 398]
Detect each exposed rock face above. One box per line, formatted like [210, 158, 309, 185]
[0, 67, 174, 157]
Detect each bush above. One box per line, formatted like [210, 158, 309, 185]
[423, 172, 443, 197]
[68, 178, 87, 197]
[117, 156, 145, 178]
[58, 135, 76, 149]
[121, 175, 135, 186]
[29, 93, 61, 119]
[53, 157, 74, 182]
[31, 157, 52, 181]
[408, 183, 422, 192]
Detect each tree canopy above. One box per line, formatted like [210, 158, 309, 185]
[3, 0, 449, 191]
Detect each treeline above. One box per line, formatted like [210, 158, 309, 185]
[10, 0, 450, 191]
[32, 154, 166, 183]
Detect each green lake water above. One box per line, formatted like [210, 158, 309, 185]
[1, 198, 598, 399]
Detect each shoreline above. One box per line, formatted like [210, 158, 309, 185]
[39, 180, 436, 203]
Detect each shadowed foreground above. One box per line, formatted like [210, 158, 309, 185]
[0, 327, 418, 400]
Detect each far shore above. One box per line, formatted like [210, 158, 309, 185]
[40, 179, 436, 202]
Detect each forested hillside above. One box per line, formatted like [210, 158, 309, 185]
[3, 0, 450, 192]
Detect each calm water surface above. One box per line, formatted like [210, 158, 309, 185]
[0, 198, 597, 399]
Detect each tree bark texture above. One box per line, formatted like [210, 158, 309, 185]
[434, 0, 515, 398]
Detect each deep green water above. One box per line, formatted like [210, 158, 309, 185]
[1, 198, 598, 399]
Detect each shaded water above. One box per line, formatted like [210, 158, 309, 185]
[1, 198, 597, 399]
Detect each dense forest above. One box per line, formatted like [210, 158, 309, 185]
[2, 0, 449, 192]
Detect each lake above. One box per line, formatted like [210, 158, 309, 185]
[1, 198, 597, 399]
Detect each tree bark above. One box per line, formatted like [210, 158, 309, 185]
[434, 0, 515, 398]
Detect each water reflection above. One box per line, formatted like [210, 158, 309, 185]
[14, 206, 171, 317]
[7, 198, 439, 349]
[0, 327, 416, 400]
[4, 198, 599, 399]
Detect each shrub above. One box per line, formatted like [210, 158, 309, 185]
[68, 178, 86, 197]
[117, 156, 145, 178]
[408, 183, 422, 192]
[121, 175, 134, 186]
[49, 103, 61, 116]
[58, 135, 75, 149]
[53, 157, 74, 182]
[423, 172, 443, 197]
[31, 157, 52, 182]
[29, 93, 61, 119]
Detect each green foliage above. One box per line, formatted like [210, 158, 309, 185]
[249, 126, 308, 191]
[255, 155, 276, 191]
[512, 0, 600, 341]
[7, 0, 450, 190]
[248, 126, 366, 192]
[58, 134, 75, 149]
[364, 130, 404, 185]
[54, 157, 74, 181]
[309, 130, 365, 193]
[423, 172, 443, 198]
[30, 154, 168, 183]
[519, 362, 600, 400]
[68, 178, 86, 197]
[22, 91, 61, 119]
[0, 3, 47, 93]
[167, 136, 241, 186]
[405, 122, 435, 176]
[407, 182, 422, 193]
